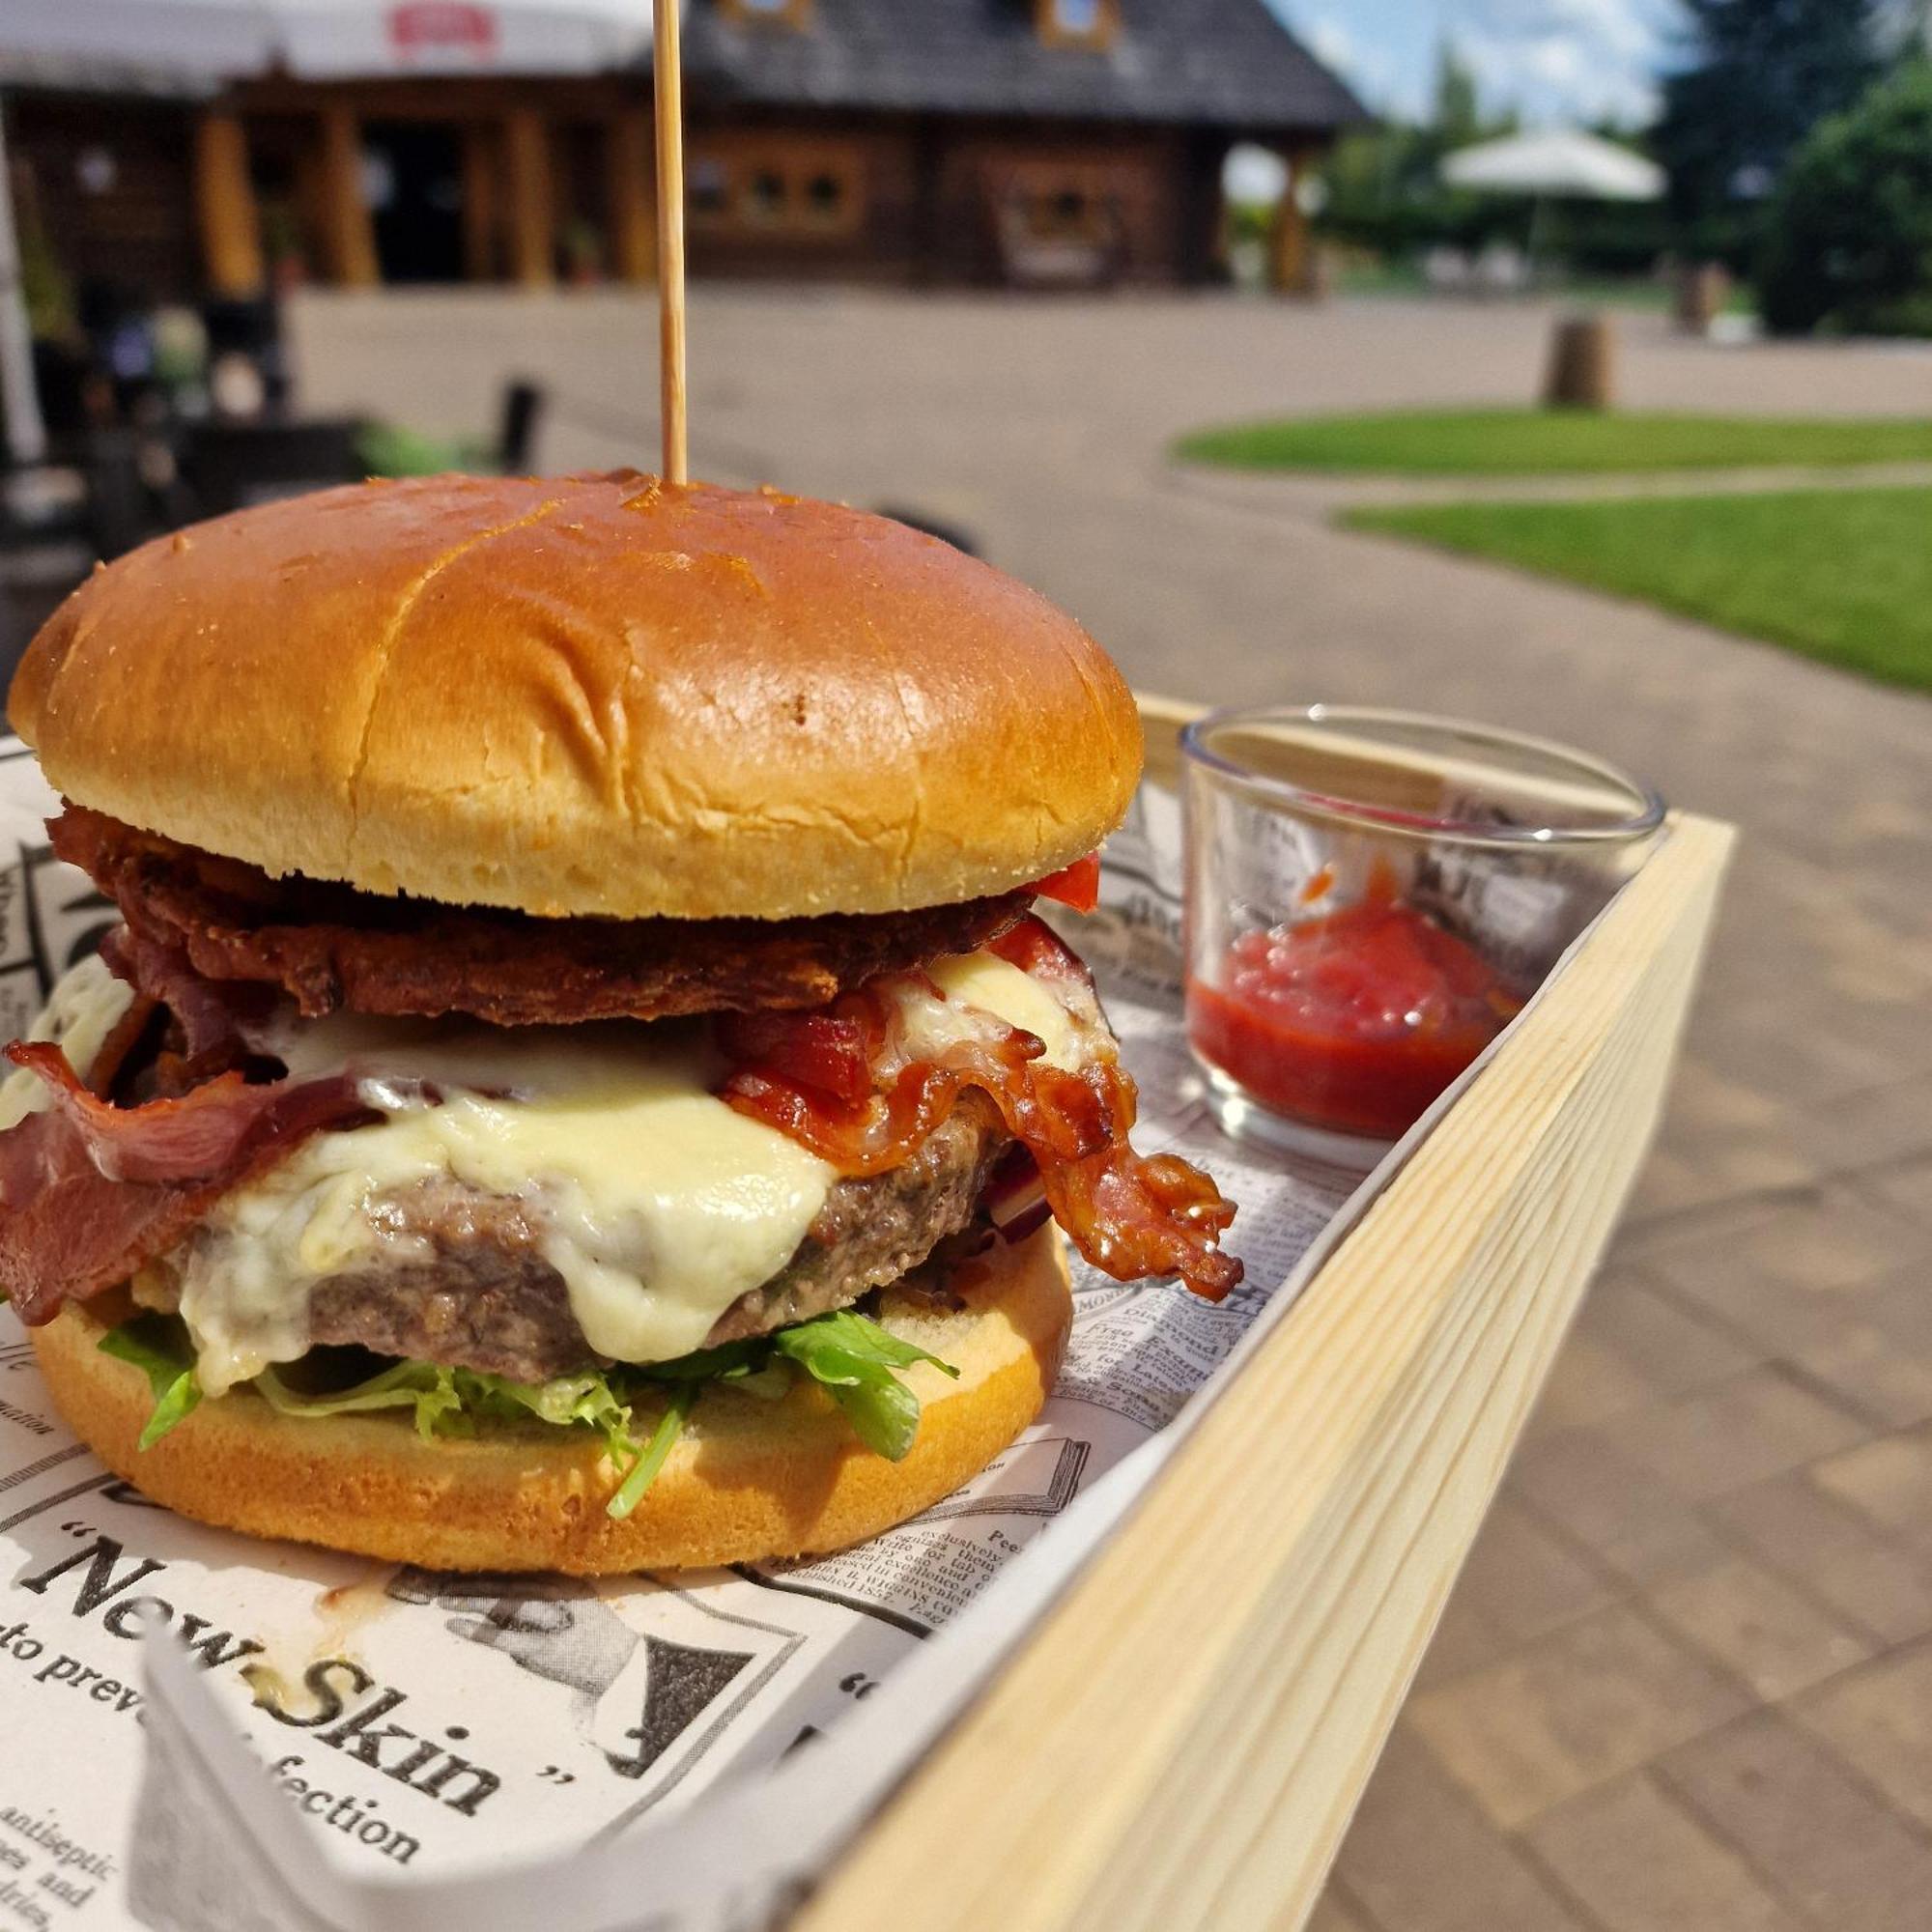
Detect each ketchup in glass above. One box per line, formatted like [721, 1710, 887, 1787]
[1187, 867, 1523, 1142]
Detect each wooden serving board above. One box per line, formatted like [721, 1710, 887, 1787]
[795, 698, 1733, 1932]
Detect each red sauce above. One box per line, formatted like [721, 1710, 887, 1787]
[1187, 886, 1522, 1142]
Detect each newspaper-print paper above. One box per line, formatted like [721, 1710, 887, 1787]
[1, 741, 1438, 1931]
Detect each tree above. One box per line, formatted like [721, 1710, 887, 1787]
[1316, 38, 1521, 260]
[1655, 0, 1888, 240]
[1432, 40, 1486, 156]
[1757, 61, 1932, 335]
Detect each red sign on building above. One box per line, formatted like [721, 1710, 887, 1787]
[387, 3, 499, 58]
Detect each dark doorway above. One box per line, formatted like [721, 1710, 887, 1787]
[364, 121, 465, 283]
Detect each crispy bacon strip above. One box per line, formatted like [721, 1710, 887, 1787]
[724, 1062, 959, 1180]
[53, 806, 1033, 1027]
[87, 991, 160, 1099]
[936, 1037, 1239, 1299]
[11, 1043, 340, 1185]
[99, 924, 273, 1065]
[0, 1051, 372, 1324]
[714, 1006, 877, 1106]
[1041, 1146, 1239, 1295]
[721, 918, 1243, 1301]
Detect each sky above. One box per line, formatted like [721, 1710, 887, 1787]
[1266, 0, 1681, 129]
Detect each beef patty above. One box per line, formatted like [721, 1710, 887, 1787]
[139, 1100, 1010, 1384]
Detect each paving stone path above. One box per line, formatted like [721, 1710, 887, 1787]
[298, 289, 1932, 1931]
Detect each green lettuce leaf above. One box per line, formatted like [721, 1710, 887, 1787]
[253, 1358, 658, 1517]
[98, 1319, 204, 1449]
[98, 1306, 959, 1511]
[256, 1359, 650, 1460]
[458, 1369, 639, 1473]
[774, 1310, 961, 1463]
[254, 1359, 465, 1440]
[608, 1385, 696, 1521]
[634, 1336, 770, 1383]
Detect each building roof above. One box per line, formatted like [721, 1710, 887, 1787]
[684, 0, 1368, 134]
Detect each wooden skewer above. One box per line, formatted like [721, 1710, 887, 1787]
[653, 0, 689, 485]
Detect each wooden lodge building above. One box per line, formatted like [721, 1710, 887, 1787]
[7, 1, 1364, 305]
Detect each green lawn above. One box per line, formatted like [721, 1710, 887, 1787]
[1176, 410, 1932, 476]
[1331, 266, 1751, 317]
[1347, 487, 1932, 692]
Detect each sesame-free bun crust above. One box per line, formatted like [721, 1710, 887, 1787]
[29, 1229, 1071, 1575]
[10, 475, 1142, 920]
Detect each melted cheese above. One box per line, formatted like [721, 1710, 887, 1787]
[0, 955, 135, 1132]
[897, 953, 1081, 1070]
[179, 1023, 838, 1392]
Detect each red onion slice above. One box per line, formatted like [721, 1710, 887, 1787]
[984, 1145, 1051, 1245]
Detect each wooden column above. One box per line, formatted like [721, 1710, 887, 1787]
[607, 104, 655, 285]
[317, 104, 379, 288]
[460, 123, 499, 281]
[194, 112, 265, 298]
[1267, 143, 1319, 297]
[504, 106, 554, 289]
[908, 116, 946, 287]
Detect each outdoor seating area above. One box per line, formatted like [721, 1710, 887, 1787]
[0, 359, 548, 680]
[1421, 243, 1532, 298]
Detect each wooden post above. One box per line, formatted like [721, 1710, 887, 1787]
[504, 107, 554, 290]
[460, 123, 499, 282]
[1544, 312, 1617, 411]
[1674, 261, 1731, 336]
[316, 104, 379, 288]
[194, 112, 265, 298]
[608, 104, 655, 286]
[1267, 144, 1319, 297]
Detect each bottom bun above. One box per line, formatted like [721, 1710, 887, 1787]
[30, 1227, 1072, 1575]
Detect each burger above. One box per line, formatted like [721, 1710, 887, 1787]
[0, 472, 1240, 1575]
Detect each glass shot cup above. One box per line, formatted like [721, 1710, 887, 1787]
[1180, 705, 1665, 1171]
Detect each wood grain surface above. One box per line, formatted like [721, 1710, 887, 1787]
[794, 704, 1732, 1932]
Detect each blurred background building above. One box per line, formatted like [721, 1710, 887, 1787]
[5, 0, 1361, 304]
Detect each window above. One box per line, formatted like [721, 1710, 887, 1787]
[804, 172, 844, 224]
[685, 141, 864, 241]
[689, 156, 729, 218]
[1037, 0, 1117, 48]
[746, 168, 787, 221]
[991, 160, 1124, 255]
[719, 0, 810, 26]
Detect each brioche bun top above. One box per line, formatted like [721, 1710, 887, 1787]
[10, 473, 1142, 920]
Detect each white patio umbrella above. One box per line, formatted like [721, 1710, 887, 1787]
[1442, 129, 1664, 203]
[1438, 129, 1662, 295]
[0, 0, 658, 464]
